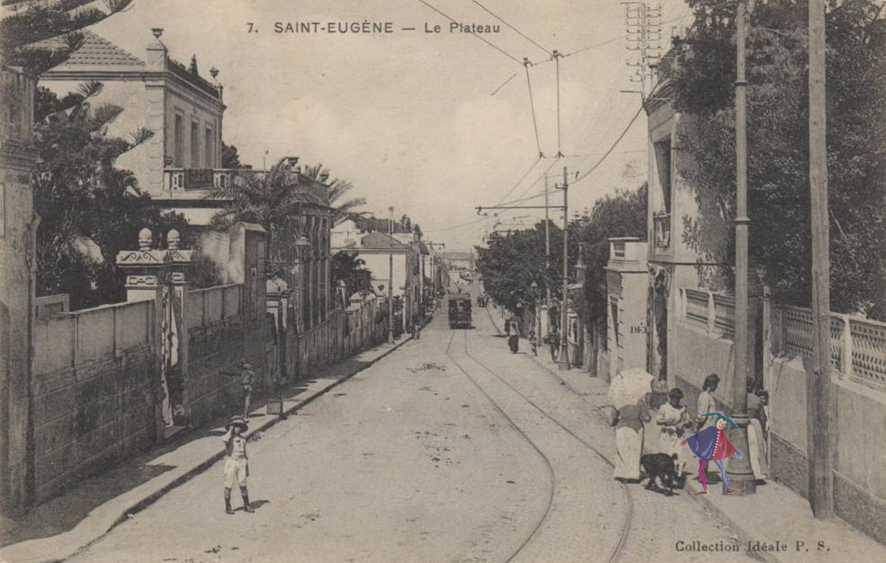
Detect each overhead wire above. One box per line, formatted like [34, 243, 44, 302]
[523, 61, 544, 157]
[490, 72, 517, 96]
[471, 0, 552, 57]
[424, 4, 691, 238]
[416, 0, 523, 65]
[494, 155, 543, 206]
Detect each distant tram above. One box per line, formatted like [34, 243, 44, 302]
[448, 293, 473, 329]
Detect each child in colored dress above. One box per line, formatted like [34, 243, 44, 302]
[682, 412, 744, 495]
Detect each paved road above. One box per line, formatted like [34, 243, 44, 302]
[70, 302, 749, 563]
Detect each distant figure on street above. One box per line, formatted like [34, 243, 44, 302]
[504, 316, 511, 336]
[222, 416, 253, 514]
[225, 360, 255, 419]
[529, 330, 538, 356]
[414, 317, 422, 340]
[546, 329, 560, 362]
[508, 331, 519, 354]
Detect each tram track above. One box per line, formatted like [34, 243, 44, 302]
[444, 331, 556, 563]
[445, 322, 634, 563]
[462, 327, 634, 563]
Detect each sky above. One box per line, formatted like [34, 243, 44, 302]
[87, 0, 692, 251]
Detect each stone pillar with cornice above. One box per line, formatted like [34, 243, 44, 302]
[116, 228, 194, 434]
[0, 66, 38, 514]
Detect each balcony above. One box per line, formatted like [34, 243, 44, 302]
[653, 212, 671, 248]
[162, 168, 256, 194]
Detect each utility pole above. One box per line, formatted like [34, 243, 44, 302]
[726, 0, 756, 496]
[808, 0, 834, 519]
[388, 206, 394, 344]
[557, 166, 570, 370]
[544, 174, 552, 308]
[623, 1, 662, 101]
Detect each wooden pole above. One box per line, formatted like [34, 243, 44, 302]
[725, 0, 756, 495]
[388, 206, 394, 344]
[808, 0, 834, 519]
[544, 175, 552, 309]
[558, 166, 570, 370]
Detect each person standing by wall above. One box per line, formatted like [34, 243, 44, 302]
[225, 360, 255, 419]
[695, 374, 720, 430]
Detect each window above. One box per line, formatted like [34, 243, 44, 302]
[204, 127, 214, 168]
[173, 114, 184, 166]
[190, 121, 200, 168]
[654, 138, 672, 213]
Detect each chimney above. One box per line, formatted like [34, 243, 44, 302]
[146, 28, 167, 71]
[189, 54, 199, 76]
[209, 66, 223, 101]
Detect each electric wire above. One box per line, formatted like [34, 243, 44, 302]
[523, 62, 543, 157]
[471, 0, 552, 57]
[490, 72, 517, 96]
[554, 52, 562, 157]
[417, 0, 523, 65]
[494, 155, 543, 206]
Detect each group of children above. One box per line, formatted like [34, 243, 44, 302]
[652, 373, 767, 495]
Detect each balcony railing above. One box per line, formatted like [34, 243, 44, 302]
[654, 212, 671, 248]
[164, 168, 213, 191]
[162, 168, 263, 193]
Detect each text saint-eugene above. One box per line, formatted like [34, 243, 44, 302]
[271, 21, 501, 34]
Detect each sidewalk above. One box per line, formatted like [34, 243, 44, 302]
[0, 334, 413, 563]
[492, 310, 886, 562]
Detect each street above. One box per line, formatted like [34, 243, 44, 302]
[70, 300, 748, 563]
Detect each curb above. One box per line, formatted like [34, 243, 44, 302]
[59, 332, 415, 563]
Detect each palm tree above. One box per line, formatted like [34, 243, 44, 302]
[210, 159, 329, 260]
[302, 163, 366, 218]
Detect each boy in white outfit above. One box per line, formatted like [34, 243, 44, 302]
[222, 416, 253, 515]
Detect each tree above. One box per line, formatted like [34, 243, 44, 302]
[33, 84, 187, 309]
[1, 0, 134, 74]
[221, 142, 242, 169]
[576, 184, 648, 327]
[476, 221, 578, 315]
[302, 163, 366, 217]
[332, 251, 372, 299]
[668, 0, 886, 318]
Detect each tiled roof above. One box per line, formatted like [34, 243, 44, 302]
[37, 30, 145, 69]
[360, 232, 409, 251]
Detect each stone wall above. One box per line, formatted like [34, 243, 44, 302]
[765, 304, 886, 544]
[767, 354, 886, 544]
[186, 284, 272, 428]
[30, 300, 158, 503]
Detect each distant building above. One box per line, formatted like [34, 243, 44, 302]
[440, 250, 473, 271]
[40, 28, 335, 326]
[40, 29, 229, 225]
[332, 221, 420, 332]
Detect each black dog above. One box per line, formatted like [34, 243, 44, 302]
[640, 453, 684, 495]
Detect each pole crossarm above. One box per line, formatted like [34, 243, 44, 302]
[476, 205, 565, 213]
